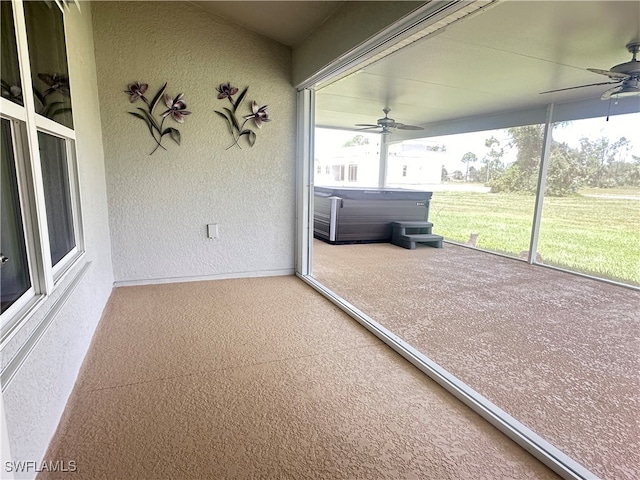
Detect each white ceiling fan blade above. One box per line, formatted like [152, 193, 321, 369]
[354, 109, 420, 133]
[396, 124, 424, 131]
[540, 81, 620, 94]
[587, 68, 630, 80]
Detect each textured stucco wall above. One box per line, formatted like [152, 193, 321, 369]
[2, 3, 114, 469]
[92, 2, 296, 284]
[292, 1, 424, 86]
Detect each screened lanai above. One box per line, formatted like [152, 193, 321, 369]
[309, 0, 639, 287]
[296, 1, 640, 479]
[1, 1, 637, 479]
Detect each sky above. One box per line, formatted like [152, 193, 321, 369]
[315, 112, 640, 174]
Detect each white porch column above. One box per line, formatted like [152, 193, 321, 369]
[378, 134, 391, 188]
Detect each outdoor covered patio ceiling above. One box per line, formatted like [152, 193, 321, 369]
[191, 1, 639, 136]
[313, 0, 640, 136]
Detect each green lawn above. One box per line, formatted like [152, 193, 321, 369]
[577, 186, 640, 197]
[429, 190, 640, 286]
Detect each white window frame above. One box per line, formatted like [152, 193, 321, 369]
[35, 126, 83, 282]
[0, 115, 41, 326]
[0, 0, 84, 339]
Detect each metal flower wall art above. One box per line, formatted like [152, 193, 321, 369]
[214, 83, 270, 149]
[125, 81, 191, 155]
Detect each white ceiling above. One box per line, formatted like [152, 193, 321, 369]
[315, 1, 640, 134]
[193, 1, 640, 135]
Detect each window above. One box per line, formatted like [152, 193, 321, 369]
[1, 119, 31, 314]
[24, 0, 74, 129]
[0, 0, 83, 327]
[1, 1, 23, 106]
[332, 165, 345, 181]
[402, 165, 407, 177]
[348, 164, 358, 182]
[538, 113, 640, 286]
[38, 132, 76, 266]
[325, 165, 330, 174]
[425, 125, 542, 258]
[316, 164, 321, 174]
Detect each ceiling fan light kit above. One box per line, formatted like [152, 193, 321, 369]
[610, 79, 640, 99]
[541, 41, 640, 100]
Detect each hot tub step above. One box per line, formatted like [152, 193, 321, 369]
[404, 233, 443, 242]
[393, 233, 443, 250]
[391, 221, 443, 250]
[390, 221, 433, 235]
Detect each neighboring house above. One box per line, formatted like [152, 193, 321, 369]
[314, 140, 443, 189]
[386, 141, 444, 188]
[315, 143, 380, 187]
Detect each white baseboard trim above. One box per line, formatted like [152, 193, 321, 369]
[113, 268, 295, 287]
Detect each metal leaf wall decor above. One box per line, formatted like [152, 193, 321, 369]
[125, 81, 191, 155]
[214, 82, 270, 149]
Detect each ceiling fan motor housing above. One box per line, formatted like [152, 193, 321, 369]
[354, 108, 425, 133]
[612, 42, 640, 75]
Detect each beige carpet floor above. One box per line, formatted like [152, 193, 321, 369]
[39, 276, 559, 479]
[312, 239, 640, 480]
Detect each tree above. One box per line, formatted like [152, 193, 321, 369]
[452, 170, 464, 181]
[460, 151, 478, 182]
[509, 125, 544, 176]
[545, 141, 584, 196]
[427, 144, 447, 152]
[579, 136, 630, 187]
[482, 136, 504, 183]
[441, 165, 449, 182]
[468, 166, 483, 183]
[490, 125, 543, 194]
[489, 123, 636, 196]
[343, 135, 369, 147]
[626, 155, 640, 186]
[489, 164, 526, 193]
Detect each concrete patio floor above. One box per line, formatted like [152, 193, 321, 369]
[312, 239, 640, 480]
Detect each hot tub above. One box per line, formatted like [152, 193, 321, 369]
[314, 186, 433, 244]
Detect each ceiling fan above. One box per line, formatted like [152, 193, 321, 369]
[541, 42, 640, 100]
[355, 108, 425, 135]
